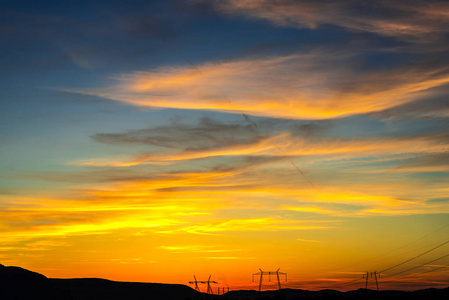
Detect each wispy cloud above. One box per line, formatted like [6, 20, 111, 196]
[160, 245, 242, 253]
[203, 256, 255, 260]
[201, 0, 449, 42]
[77, 49, 449, 120]
[70, 119, 449, 168]
[296, 238, 320, 243]
[168, 217, 332, 235]
[91, 117, 261, 150]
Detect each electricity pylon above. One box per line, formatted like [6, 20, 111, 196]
[363, 271, 369, 289]
[371, 271, 380, 291]
[189, 275, 201, 292]
[362, 271, 380, 291]
[252, 268, 287, 291]
[189, 275, 218, 294]
[217, 286, 230, 295]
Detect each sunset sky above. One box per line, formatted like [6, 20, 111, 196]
[1, 0, 449, 291]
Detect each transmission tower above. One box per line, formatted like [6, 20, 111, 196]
[363, 271, 369, 289]
[252, 268, 287, 291]
[189, 275, 218, 294]
[189, 275, 201, 292]
[362, 271, 380, 291]
[371, 271, 380, 291]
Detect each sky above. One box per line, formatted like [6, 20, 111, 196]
[1, 0, 449, 292]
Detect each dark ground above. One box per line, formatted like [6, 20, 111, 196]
[1, 264, 448, 300]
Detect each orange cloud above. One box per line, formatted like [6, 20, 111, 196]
[169, 217, 332, 235]
[159, 245, 242, 253]
[78, 53, 449, 120]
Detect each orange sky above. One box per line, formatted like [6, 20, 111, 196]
[1, 0, 449, 292]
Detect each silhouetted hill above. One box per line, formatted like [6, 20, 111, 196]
[49, 278, 199, 300]
[1, 264, 448, 300]
[0, 263, 53, 299]
[0, 264, 199, 300]
[0, 264, 47, 281]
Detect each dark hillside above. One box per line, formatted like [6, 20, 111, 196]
[0, 264, 198, 300]
[49, 278, 199, 300]
[1, 264, 448, 300]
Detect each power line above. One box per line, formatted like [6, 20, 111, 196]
[329, 221, 449, 273]
[385, 253, 449, 278]
[370, 223, 449, 265]
[316, 276, 365, 290]
[405, 263, 449, 277]
[380, 238, 449, 273]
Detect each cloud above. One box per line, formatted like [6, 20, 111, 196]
[80, 133, 287, 166]
[388, 153, 449, 173]
[72, 117, 286, 166]
[78, 49, 449, 120]
[371, 91, 449, 120]
[200, 0, 449, 42]
[74, 123, 449, 168]
[92, 117, 262, 151]
[296, 238, 320, 243]
[285, 206, 337, 215]
[427, 198, 449, 204]
[168, 217, 332, 235]
[14, 168, 160, 183]
[0, 204, 184, 243]
[203, 256, 248, 260]
[110, 258, 157, 264]
[0, 181, 339, 244]
[160, 245, 242, 253]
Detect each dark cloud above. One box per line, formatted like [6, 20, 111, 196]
[204, 0, 449, 43]
[371, 88, 449, 120]
[328, 50, 449, 102]
[92, 117, 264, 152]
[427, 197, 449, 204]
[0, 4, 192, 72]
[390, 153, 449, 172]
[291, 123, 329, 137]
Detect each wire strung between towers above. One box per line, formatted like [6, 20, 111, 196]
[402, 263, 449, 278]
[329, 221, 449, 273]
[380, 238, 449, 273]
[384, 253, 449, 278]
